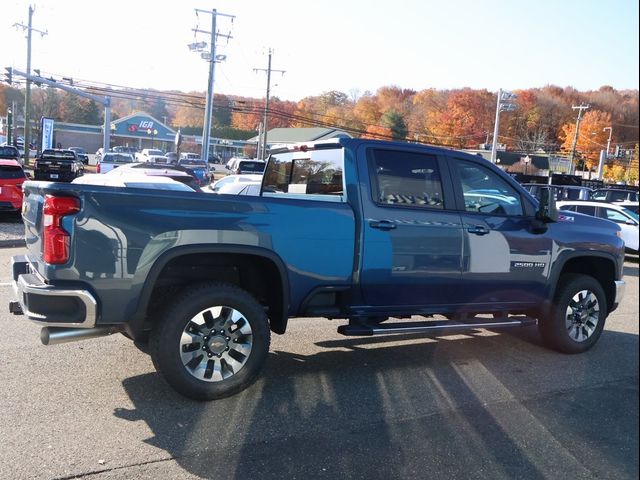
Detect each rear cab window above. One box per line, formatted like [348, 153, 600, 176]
[263, 146, 345, 202]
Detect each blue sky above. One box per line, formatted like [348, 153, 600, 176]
[1, 0, 638, 101]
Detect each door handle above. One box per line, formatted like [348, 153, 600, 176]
[467, 225, 490, 235]
[369, 220, 397, 231]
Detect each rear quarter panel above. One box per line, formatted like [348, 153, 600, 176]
[21, 182, 355, 324]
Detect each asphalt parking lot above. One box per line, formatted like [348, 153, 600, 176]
[0, 240, 637, 479]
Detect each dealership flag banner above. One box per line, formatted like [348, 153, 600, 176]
[41, 117, 54, 151]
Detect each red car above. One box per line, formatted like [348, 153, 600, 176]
[0, 159, 28, 212]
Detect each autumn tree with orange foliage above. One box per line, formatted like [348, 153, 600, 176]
[428, 88, 494, 148]
[560, 110, 612, 171]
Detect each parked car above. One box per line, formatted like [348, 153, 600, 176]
[0, 159, 28, 212]
[68, 147, 89, 165]
[216, 181, 262, 196]
[164, 152, 178, 165]
[135, 149, 166, 163]
[177, 158, 211, 184]
[591, 188, 639, 203]
[208, 174, 263, 193]
[105, 163, 202, 191]
[113, 146, 138, 156]
[0, 145, 21, 165]
[557, 200, 639, 253]
[96, 152, 135, 174]
[523, 183, 593, 201]
[33, 149, 84, 182]
[73, 173, 195, 192]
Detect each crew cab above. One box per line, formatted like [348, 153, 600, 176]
[9, 139, 626, 400]
[33, 149, 84, 182]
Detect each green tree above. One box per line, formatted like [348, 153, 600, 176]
[381, 109, 407, 140]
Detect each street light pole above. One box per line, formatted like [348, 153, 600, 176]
[490, 89, 517, 163]
[490, 89, 502, 164]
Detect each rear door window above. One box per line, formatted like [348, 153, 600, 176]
[576, 205, 596, 216]
[369, 149, 444, 209]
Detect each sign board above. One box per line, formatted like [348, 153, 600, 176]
[40, 117, 54, 151]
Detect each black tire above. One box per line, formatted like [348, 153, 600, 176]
[539, 273, 607, 354]
[150, 282, 270, 401]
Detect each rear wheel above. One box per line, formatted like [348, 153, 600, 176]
[150, 282, 270, 400]
[539, 274, 606, 353]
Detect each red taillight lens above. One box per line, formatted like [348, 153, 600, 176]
[43, 195, 80, 264]
[96, 162, 101, 173]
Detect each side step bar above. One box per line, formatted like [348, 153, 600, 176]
[337, 317, 537, 337]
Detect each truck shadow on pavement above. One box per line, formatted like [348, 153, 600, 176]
[115, 329, 638, 479]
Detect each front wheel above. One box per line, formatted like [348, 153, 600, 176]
[539, 274, 607, 354]
[150, 283, 271, 400]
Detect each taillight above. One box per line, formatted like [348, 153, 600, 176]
[96, 162, 101, 173]
[43, 195, 80, 264]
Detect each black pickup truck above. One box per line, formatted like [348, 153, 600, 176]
[33, 149, 84, 182]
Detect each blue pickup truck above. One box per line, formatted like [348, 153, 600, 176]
[9, 139, 626, 400]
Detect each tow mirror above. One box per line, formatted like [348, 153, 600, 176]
[536, 187, 559, 223]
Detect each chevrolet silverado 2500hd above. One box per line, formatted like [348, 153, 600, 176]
[9, 139, 626, 400]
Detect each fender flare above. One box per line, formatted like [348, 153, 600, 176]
[126, 244, 290, 337]
[546, 250, 619, 305]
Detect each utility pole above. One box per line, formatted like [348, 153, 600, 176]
[254, 49, 285, 160]
[569, 103, 589, 174]
[14, 5, 47, 166]
[603, 126, 612, 157]
[190, 8, 234, 170]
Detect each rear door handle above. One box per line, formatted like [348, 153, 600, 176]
[369, 220, 397, 231]
[467, 225, 490, 235]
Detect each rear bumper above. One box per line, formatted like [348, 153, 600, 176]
[33, 171, 77, 182]
[9, 255, 97, 328]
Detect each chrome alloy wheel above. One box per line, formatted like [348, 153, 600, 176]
[564, 289, 600, 342]
[179, 306, 253, 382]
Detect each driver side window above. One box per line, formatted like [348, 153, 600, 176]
[453, 160, 524, 216]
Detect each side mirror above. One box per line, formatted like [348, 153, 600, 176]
[536, 187, 559, 223]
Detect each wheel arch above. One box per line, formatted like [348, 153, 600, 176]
[127, 245, 290, 338]
[548, 252, 618, 314]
